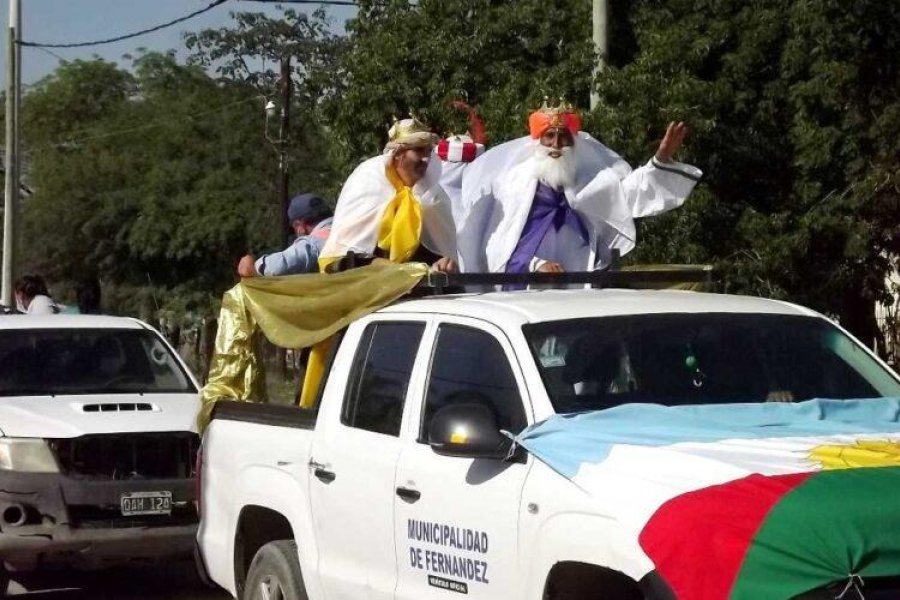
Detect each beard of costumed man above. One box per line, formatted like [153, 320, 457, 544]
[457, 101, 703, 279]
[317, 116, 458, 272]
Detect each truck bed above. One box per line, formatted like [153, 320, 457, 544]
[198, 401, 318, 597]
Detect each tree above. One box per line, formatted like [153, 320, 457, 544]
[11, 0, 900, 349]
[322, 0, 596, 172]
[588, 0, 900, 341]
[185, 7, 342, 199]
[19, 54, 280, 318]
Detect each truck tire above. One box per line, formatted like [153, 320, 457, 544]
[243, 540, 307, 600]
[545, 562, 643, 600]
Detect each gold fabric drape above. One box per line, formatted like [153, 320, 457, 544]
[198, 262, 429, 431]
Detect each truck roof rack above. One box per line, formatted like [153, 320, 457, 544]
[418, 265, 715, 294]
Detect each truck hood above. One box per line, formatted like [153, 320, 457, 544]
[517, 398, 900, 599]
[0, 393, 201, 438]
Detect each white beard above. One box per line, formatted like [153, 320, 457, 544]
[529, 144, 576, 190]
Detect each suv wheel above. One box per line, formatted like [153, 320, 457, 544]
[242, 540, 306, 600]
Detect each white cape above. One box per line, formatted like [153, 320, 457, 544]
[457, 133, 702, 273]
[321, 154, 458, 262]
[438, 160, 469, 224]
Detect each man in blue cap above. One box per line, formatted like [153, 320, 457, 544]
[237, 193, 333, 277]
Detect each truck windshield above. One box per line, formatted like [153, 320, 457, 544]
[0, 328, 196, 396]
[523, 313, 900, 414]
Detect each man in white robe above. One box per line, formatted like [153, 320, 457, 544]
[458, 103, 702, 276]
[319, 117, 458, 273]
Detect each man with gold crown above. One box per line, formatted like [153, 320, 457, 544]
[457, 101, 702, 277]
[318, 116, 459, 273]
[300, 117, 458, 409]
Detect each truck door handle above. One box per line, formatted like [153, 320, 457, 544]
[396, 487, 421, 502]
[309, 459, 336, 483]
[314, 468, 336, 483]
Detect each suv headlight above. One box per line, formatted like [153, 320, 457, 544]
[0, 438, 59, 473]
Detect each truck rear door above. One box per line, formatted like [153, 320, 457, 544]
[308, 317, 428, 600]
[393, 318, 534, 600]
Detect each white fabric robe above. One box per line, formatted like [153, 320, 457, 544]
[320, 154, 458, 262]
[438, 160, 469, 224]
[457, 133, 702, 273]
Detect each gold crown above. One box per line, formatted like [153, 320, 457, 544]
[387, 115, 436, 146]
[535, 97, 577, 127]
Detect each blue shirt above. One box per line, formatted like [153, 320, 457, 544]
[254, 218, 332, 276]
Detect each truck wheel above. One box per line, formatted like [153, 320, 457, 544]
[243, 540, 307, 600]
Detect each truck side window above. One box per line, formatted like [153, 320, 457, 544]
[421, 325, 527, 441]
[342, 322, 425, 436]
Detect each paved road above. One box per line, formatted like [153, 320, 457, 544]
[8, 561, 230, 599]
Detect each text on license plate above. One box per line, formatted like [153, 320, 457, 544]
[121, 491, 172, 516]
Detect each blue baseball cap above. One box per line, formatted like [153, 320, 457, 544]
[288, 193, 331, 222]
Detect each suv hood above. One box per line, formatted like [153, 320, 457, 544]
[0, 393, 200, 438]
[516, 398, 900, 600]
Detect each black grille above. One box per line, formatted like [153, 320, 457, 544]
[49, 432, 199, 481]
[67, 504, 198, 529]
[82, 403, 155, 412]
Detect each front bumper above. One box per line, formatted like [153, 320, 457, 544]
[0, 471, 197, 571]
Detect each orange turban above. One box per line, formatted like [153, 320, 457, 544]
[529, 108, 582, 139]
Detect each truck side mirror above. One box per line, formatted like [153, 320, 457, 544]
[428, 403, 509, 460]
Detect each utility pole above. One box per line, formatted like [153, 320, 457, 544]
[590, 0, 608, 111]
[278, 56, 292, 248]
[277, 56, 292, 380]
[2, 0, 21, 307]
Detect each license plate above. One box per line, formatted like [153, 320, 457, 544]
[120, 491, 172, 516]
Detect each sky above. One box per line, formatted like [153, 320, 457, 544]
[0, 0, 357, 85]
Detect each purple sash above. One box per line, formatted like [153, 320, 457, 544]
[504, 183, 589, 286]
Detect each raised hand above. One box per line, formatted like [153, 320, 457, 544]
[655, 121, 689, 163]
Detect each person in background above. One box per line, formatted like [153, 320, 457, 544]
[15, 274, 60, 315]
[76, 277, 102, 314]
[237, 193, 333, 278]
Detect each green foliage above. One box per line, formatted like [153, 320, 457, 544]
[185, 7, 341, 99]
[185, 8, 342, 198]
[20, 54, 283, 317]
[588, 0, 900, 339]
[322, 0, 595, 171]
[9, 0, 900, 344]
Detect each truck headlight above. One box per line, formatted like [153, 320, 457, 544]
[0, 438, 59, 473]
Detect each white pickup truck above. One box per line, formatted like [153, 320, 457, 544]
[197, 288, 900, 600]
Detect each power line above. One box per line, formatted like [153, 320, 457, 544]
[18, 0, 229, 49]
